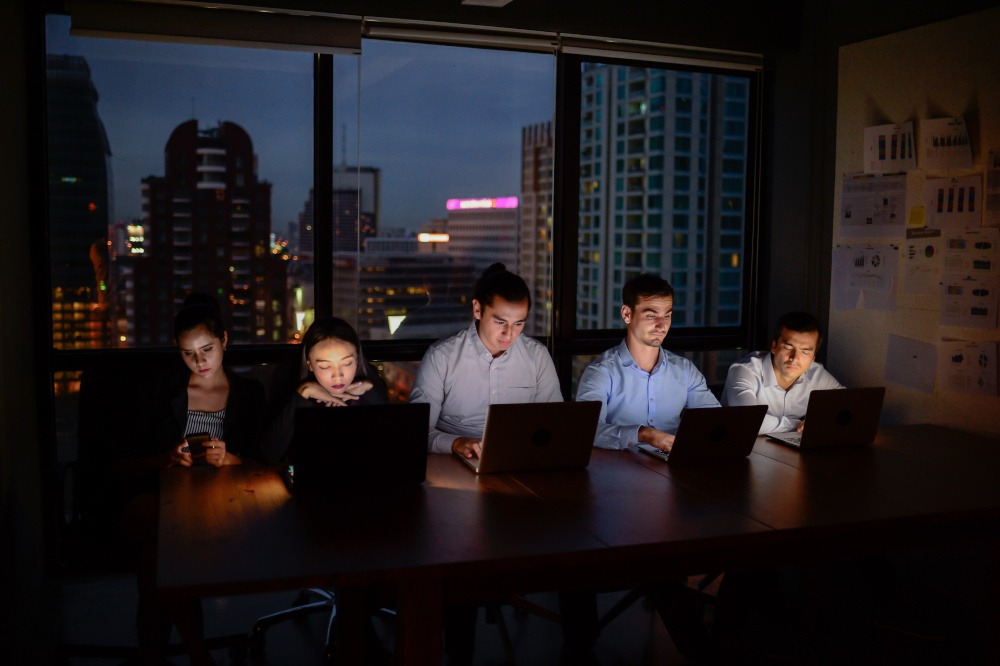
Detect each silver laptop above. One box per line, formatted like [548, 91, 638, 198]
[767, 387, 885, 449]
[637, 404, 767, 464]
[459, 401, 601, 474]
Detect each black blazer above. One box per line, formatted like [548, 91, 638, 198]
[152, 366, 267, 464]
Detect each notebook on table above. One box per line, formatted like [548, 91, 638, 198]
[636, 404, 767, 464]
[458, 400, 601, 474]
[286, 402, 430, 500]
[767, 387, 885, 449]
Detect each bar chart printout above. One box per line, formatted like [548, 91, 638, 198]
[864, 121, 916, 174]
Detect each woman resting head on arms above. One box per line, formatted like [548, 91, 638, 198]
[260, 317, 387, 465]
[297, 317, 387, 407]
[165, 293, 265, 468]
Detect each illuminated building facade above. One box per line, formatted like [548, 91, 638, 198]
[46, 54, 115, 349]
[298, 165, 380, 255]
[519, 121, 554, 336]
[577, 66, 749, 329]
[444, 196, 520, 277]
[134, 120, 287, 344]
[332, 246, 475, 342]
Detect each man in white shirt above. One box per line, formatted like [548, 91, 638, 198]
[723, 311, 843, 434]
[409, 261, 561, 664]
[410, 262, 562, 456]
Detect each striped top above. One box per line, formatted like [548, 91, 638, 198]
[185, 408, 226, 440]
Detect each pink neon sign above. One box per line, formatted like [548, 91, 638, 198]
[446, 196, 519, 211]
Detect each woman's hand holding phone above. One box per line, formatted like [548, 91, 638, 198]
[200, 437, 235, 467]
[168, 441, 194, 467]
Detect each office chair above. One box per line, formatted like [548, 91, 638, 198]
[596, 574, 722, 636]
[58, 359, 248, 664]
[249, 588, 337, 661]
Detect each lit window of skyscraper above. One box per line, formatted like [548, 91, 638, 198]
[576, 64, 749, 330]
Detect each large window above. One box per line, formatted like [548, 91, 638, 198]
[45, 16, 556, 351]
[571, 57, 757, 339]
[46, 15, 313, 348]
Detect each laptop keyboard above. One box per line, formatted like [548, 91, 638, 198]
[774, 431, 802, 447]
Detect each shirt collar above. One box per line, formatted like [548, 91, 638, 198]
[468, 320, 511, 361]
[618, 339, 666, 374]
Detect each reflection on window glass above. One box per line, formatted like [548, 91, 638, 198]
[45, 15, 312, 348]
[576, 62, 751, 331]
[324, 40, 555, 342]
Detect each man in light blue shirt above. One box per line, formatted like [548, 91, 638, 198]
[568, 274, 717, 662]
[410, 262, 562, 456]
[723, 311, 843, 434]
[577, 273, 719, 452]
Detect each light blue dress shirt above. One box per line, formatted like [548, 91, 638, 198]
[722, 350, 843, 434]
[410, 322, 563, 454]
[575, 340, 720, 450]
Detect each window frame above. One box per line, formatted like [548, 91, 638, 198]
[552, 51, 762, 387]
[42, 15, 763, 378]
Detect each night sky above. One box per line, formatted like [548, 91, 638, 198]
[46, 15, 555, 235]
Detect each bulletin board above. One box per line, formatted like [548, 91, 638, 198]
[831, 6, 1000, 436]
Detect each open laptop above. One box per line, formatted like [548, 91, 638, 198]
[286, 402, 430, 500]
[637, 404, 767, 464]
[459, 401, 601, 474]
[767, 387, 885, 449]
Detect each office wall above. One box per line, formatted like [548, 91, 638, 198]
[830, 7, 1000, 437]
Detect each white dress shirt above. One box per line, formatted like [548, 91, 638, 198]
[722, 350, 843, 434]
[410, 322, 563, 454]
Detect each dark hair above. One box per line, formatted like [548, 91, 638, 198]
[472, 262, 531, 310]
[173, 292, 227, 342]
[622, 273, 674, 309]
[300, 317, 376, 382]
[773, 311, 824, 347]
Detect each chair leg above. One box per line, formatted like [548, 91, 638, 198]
[249, 593, 335, 657]
[486, 604, 517, 665]
[322, 603, 339, 663]
[596, 586, 649, 634]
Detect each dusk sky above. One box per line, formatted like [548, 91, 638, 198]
[46, 15, 555, 235]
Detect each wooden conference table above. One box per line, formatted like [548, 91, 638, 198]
[157, 424, 1000, 664]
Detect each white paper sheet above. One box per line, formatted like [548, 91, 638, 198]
[985, 149, 1000, 228]
[902, 227, 942, 295]
[885, 334, 937, 393]
[863, 122, 916, 174]
[831, 243, 898, 311]
[937, 339, 998, 396]
[920, 116, 974, 171]
[840, 173, 907, 238]
[924, 175, 983, 229]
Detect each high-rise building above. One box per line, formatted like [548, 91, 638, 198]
[576, 65, 749, 329]
[332, 245, 475, 342]
[519, 121, 554, 336]
[46, 55, 115, 349]
[298, 165, 380, 255]
[134, 120, 287, 344]
[445, 196, 520, 277]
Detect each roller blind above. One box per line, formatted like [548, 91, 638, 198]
[68, 0, 362, 54]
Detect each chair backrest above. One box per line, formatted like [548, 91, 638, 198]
[66, 354, 175, 573]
